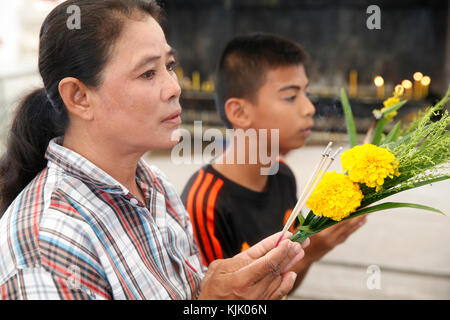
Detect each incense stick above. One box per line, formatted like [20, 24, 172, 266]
[281, 145, 332, 233]
[275, 146, 343, 247]
[309, 147, 343, 190]
[274, 142, 334, 247]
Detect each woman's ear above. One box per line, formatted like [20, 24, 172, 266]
[224, 98, 253, 129]
[59, 77, 93, 121]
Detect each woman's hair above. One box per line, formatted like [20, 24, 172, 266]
[0, 0, 162, 214]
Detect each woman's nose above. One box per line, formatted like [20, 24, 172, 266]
[161, 71, 181, 102]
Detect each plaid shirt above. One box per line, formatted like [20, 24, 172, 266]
[0, 137, 204, 300]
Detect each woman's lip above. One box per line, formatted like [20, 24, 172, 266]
[163, 116, 182, 125]
[162, 110, 182, 124]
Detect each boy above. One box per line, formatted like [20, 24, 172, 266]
[181, 33, 366, 289]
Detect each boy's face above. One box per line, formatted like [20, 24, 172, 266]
[249, 64, 315, 155]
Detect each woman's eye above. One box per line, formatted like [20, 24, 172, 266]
[141, 70, 156, 80]
[167, 61, 177, 72]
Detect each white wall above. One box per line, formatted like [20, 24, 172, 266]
[0, 1, 24, 67]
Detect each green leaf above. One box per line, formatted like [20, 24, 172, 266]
[379, 100, 407, 117]
[372, 100, 407, 146]
[297, 225, 315, 234]
[381, 121, 402, 145]
[371, 117, 388, 146]
[348, 201, 446, 219]
[297, 211, 305, 226]
[303, 210, 315, 225]
[361, 175, 450, 207]
[384, 130, 414, 150]
[341, 88, 358, 148]
[308, 201, 446, 235]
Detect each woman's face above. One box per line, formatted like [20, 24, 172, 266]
[88, 15, 182, 154]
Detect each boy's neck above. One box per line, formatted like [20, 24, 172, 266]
[212, 160, 269, 193]
[211, 145, 270, 192]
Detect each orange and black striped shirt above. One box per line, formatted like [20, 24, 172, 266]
[181, 161, 297, 266]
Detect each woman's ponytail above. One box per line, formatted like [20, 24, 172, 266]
[0, 88, 68, 214]
[0, 0, 162, 216]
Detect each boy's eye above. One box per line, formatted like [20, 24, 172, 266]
[284, 95, 297, 102]
[141, 70, 156, 80]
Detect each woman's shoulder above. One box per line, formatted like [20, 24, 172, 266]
[0, 164, 98, 243]
[0, 166, 96, 275]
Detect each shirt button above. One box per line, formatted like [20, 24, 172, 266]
[130, 198, 139, 206]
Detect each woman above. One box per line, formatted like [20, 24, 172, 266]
[0, 0, 306, 300]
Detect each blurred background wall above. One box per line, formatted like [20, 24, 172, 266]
[1, 0, 449, 143]
[160, 0, 450, 136]
[0, 0, 449, 300]
[163, 0, 449, 96]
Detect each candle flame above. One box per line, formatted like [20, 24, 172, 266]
[374, 76, 384, 87]
[413, 72, 423, 82]
[401, 80, 412, 89]
[421, 76, 431, 86]
[394, 85, 405, 97]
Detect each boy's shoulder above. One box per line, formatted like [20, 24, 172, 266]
[180, 164, 216, 204]
[180, 164, 223, 201]
[275, 157, 296, 180]
[181, 158, 296, 203]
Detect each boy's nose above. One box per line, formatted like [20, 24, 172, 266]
[300, 94, 316, 117]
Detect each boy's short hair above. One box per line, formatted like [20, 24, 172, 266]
[215, 33, 309, 128]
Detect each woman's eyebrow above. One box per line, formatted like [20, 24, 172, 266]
[132, 48, 176, 73]
[133, 54, 161, 72]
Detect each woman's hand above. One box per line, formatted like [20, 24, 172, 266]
[197, 232, 308, 300]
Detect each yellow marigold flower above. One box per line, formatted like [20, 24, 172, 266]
[341, 144, 400, 191]
[381, 96, 400, 120]
[306, 171, 363, 221]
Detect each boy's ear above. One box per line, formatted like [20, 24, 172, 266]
[58, 77, 94, 121]
[224, 98, 253, 129]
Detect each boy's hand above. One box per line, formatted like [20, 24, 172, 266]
[304, 215, 367, 264]
[197, 232, 306, 300]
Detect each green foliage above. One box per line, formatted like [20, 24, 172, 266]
[290, 86, 450, 244]
[341, 88, 358, 148]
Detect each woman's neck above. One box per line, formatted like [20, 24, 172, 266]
[62, 131, 146, 203]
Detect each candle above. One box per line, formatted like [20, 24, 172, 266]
[349, 70, 358, 98]
[182, 77, 192, 91]
[175, 67, 184, 83]
[201, 80, 215, 92]
[413, 72, 423, 99]
[394, 84, 404, 97]
[401, 80, 413, 99]
[420, 76, 431, 98]
[374, 76, 385, 99]
[192, 71, 201, 91]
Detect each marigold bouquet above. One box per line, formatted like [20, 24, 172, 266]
[290, 85, 450, 244]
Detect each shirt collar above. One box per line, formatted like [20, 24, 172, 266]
[45, 137, 151, 195]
